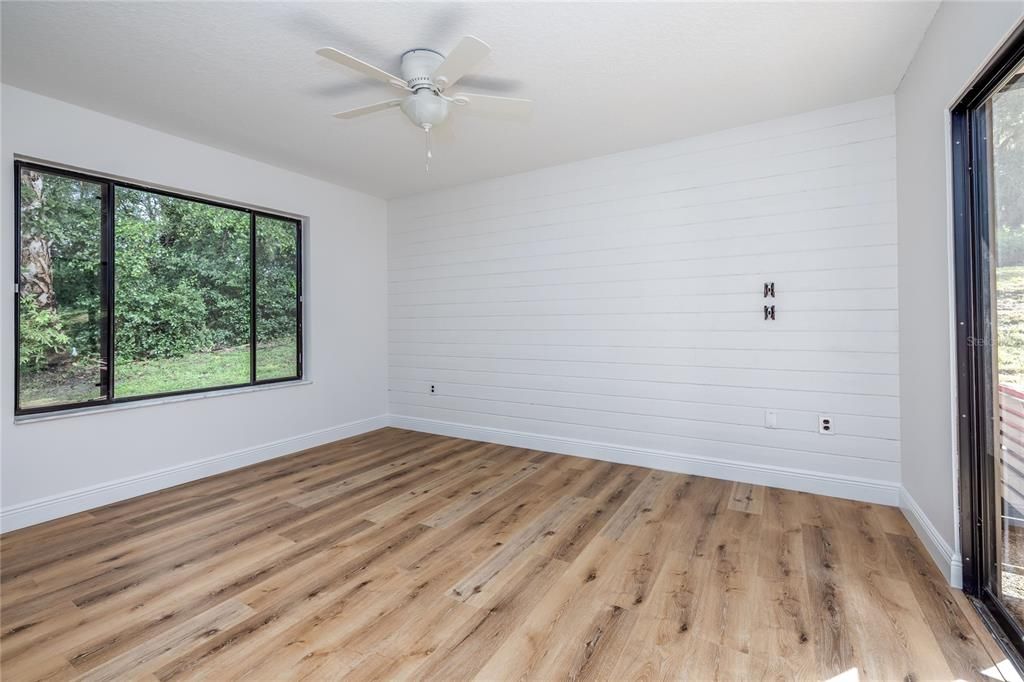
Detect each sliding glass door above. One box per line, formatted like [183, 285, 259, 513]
[955, 25, 1024, 662]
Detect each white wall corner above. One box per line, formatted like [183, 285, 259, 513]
[0, 414, 390, 533]
[900, 486, 963, 588]
[389, 415, 900, 506]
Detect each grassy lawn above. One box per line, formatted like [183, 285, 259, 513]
[999, 266, 1024, 389]
[20, 338, 296, 408]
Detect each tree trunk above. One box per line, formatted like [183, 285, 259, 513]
[20, 171, 58, 311]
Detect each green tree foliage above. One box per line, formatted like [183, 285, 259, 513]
[114, 188, 251, 361]
[18, 171, 103, 370]
[256, 215, 299, 343]
[19, 305, 70, 368]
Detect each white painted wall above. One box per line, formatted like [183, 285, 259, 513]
[0, 85, 389, 529]
[389, 96, 901, 504]
[895, 1, 1024, 586]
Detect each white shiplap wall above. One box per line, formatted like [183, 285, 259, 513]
[388, 96, 900, 503]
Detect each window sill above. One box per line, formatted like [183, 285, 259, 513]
[13, 379, 312, 424]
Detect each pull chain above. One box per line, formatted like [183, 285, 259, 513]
[423, 124, 433, 172]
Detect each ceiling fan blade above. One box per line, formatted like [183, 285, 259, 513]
[333, 100, 402, 119]
[316, 47, 408, 90]
[451, 93, 533, 117]
[432, 36, 490, 91]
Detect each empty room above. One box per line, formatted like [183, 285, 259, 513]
[3, 0, 1024, 679]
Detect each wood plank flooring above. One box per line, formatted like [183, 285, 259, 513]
[0, 428, 1013, 681]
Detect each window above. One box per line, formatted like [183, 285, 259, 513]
[15, 161, 302, 415]
[16, 167, 108, 409]
[255, 215, 301, 382]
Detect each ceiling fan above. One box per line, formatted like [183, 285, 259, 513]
[316, 36, 532, 170]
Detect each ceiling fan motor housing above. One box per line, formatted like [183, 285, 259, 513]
[400, 48, 445, 91]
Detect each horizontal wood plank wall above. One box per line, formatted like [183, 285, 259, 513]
[388, 96, 899, 495]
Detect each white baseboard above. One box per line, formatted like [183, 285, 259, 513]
[900, 486, 963, 588]
[388, 415, 901, 506]
[0, 415, 390, 533]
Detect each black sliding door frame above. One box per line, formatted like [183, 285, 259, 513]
[14, 160, 304, 416]
[953, 21, 1024, 664]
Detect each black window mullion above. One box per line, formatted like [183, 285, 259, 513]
[13, 160, 22, 413]
[249, 211, 257, 386]
[296, 221, 303, 379]
[101, 181, 114, 403]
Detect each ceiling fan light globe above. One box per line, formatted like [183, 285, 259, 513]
[401, 91, 449, 128]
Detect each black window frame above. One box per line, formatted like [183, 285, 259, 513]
[953, 20, 1024, 667]
[14, 160, 303, 416]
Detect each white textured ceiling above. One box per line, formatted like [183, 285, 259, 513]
[1, 1, 937, 198]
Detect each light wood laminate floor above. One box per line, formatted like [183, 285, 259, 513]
[0, 428, 1013, 680]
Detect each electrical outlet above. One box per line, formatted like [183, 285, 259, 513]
[430, 384, 436, 394]
[764, 410, 777, 429]
[818, 416, 834, 435]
